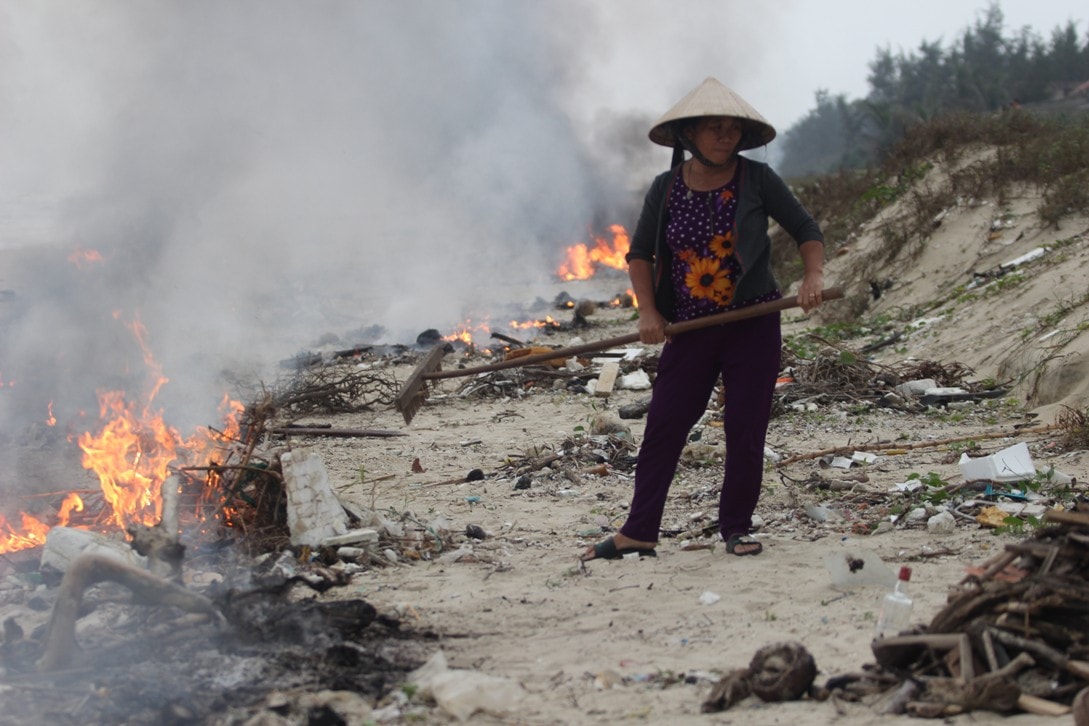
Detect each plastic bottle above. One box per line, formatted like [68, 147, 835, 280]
[874, 566, 913, 639]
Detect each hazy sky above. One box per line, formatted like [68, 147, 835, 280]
[0, 0, 1085, 432]
[583, 0, 1087, 132]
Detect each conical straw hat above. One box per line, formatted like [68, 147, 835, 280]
[649, 77, 776, 150]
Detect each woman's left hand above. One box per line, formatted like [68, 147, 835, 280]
[797, 272, 824, 313]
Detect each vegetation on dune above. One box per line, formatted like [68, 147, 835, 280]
[778, 2, 1089, 179]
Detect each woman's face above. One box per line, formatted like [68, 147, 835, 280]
[688, 116, 743, 165]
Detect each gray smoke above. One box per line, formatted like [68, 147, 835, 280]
[0, 1, 668, 433]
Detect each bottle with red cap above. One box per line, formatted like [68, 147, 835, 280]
[874, 566, 914, 639]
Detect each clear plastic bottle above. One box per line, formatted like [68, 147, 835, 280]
[874, 566, 914, 639]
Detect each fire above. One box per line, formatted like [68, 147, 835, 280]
[557, 224, 630, 281]
[67, 246, 105, 269]
[0, 318, 244, 554]
[510, 315, 559, 330]
[443, 319, 491, 346]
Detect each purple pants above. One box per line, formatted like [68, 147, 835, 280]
[619, 312, 781, 543]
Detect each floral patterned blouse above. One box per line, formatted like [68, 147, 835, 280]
[665, 167, 745, 321]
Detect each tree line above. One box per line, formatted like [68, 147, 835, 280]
[777, 4, 1089, 179]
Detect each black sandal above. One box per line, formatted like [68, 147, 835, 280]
[725, 534, 763, 556]
[581, 537, 658, 561]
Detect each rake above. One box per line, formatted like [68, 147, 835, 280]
[395, 287, 845, 423]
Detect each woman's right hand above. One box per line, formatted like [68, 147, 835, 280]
[637, 307, 669, 344]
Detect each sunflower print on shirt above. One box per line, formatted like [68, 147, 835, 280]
[665, 168, 742, 322]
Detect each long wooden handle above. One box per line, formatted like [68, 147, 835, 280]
[423, 287, 844, 381]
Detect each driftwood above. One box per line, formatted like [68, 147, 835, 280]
[39, 554, 222, 671]
[776, 424, 1056, 467]
[269, 427, 406, 438]
[858, 506, 1089, 716]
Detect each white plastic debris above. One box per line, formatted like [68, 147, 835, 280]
[1000, 246, 1048, 270]
[41, 526, 147, 574]
[824, 548, 897, 589]
[408, 650, 524, 722]
[894, 379, 937, 398]
[698, 591, 721, 605]
[958, 442, 1035, 482]
[282, 448, 350, 547]
[830, 456, 854, 469]
[321, 528, 380, 547]
[927, 511, 957, 534]
[763, 446, 782, 463]
[618, 370, 652, 390]
[805, 504, 843, 522]
[852, 451, 878, 465]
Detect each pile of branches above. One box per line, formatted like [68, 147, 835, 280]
[832, 506, 1089, 719]
[273, 363, 400, 415]
[777, 340, 986, 412]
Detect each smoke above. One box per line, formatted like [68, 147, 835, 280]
[0, 0, 660, 433]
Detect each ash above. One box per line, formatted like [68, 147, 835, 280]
[0, 555, 431, 725]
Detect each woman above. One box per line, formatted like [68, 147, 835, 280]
[583, 77, 825, 561]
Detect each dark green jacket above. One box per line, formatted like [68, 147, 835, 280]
[625, 157, 823, 320]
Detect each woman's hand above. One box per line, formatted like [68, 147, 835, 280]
[637, 307, 669, 344]
[797, 271, 825, 312]
[797, 241, 825, 313]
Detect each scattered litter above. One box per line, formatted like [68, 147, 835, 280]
[618, 370, 652, 390]
[926, 511, 956, 534]
[825, 548, 897, 589]
[699, 591, 722, 605]
[958, 442, 1035, 482]
[805, 504, 844, 523]
[408, 650, 524, 721]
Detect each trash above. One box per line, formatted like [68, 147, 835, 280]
[894, 379, 938, 398]
[41, 526, 148, 574]
[958, 441, 1035, 482]
[594, 669, 623, 690]
[321, 528, 380, 547]
[282, 448, 350, 547]
[805, 504, 843, 523]
[852, 451, 878, 465]
[927, 511, 956, 534]
[618, 399, 650, 419]
[618, 370, 652, 390]
[825, 548, 897, 589]
[408, 650, 524, 721]
[699, 591, 721, 605]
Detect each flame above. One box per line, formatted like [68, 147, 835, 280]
[0, 319, 243, 554]
[67, 246, 105, 269]
[443, 318, 491, 346]
[46, 401, 57, 426]
[509, 315, 559, 330]
[557, 224, 630, 281]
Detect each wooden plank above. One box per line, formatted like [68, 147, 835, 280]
[1044, 509, 1089, 527]
[1017, 694, 1070, 716]
[594, 361, 620, 397]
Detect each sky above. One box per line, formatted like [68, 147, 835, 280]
[0, 0, 1085, 435]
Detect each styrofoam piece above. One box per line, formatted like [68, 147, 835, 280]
[321, 528, 380, 547]
[282, 447, 350, 547]
[41, 526, 147, 573]
[894, 379, 937, 397]
[958, 442, 1035, 482]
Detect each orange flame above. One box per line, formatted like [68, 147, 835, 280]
[0, 319, 243, 554]
[443, 318, 491, 346]
[557, 224, 630, 281]
[509, 315, 559, 330]
[67, 246, 105, 269]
